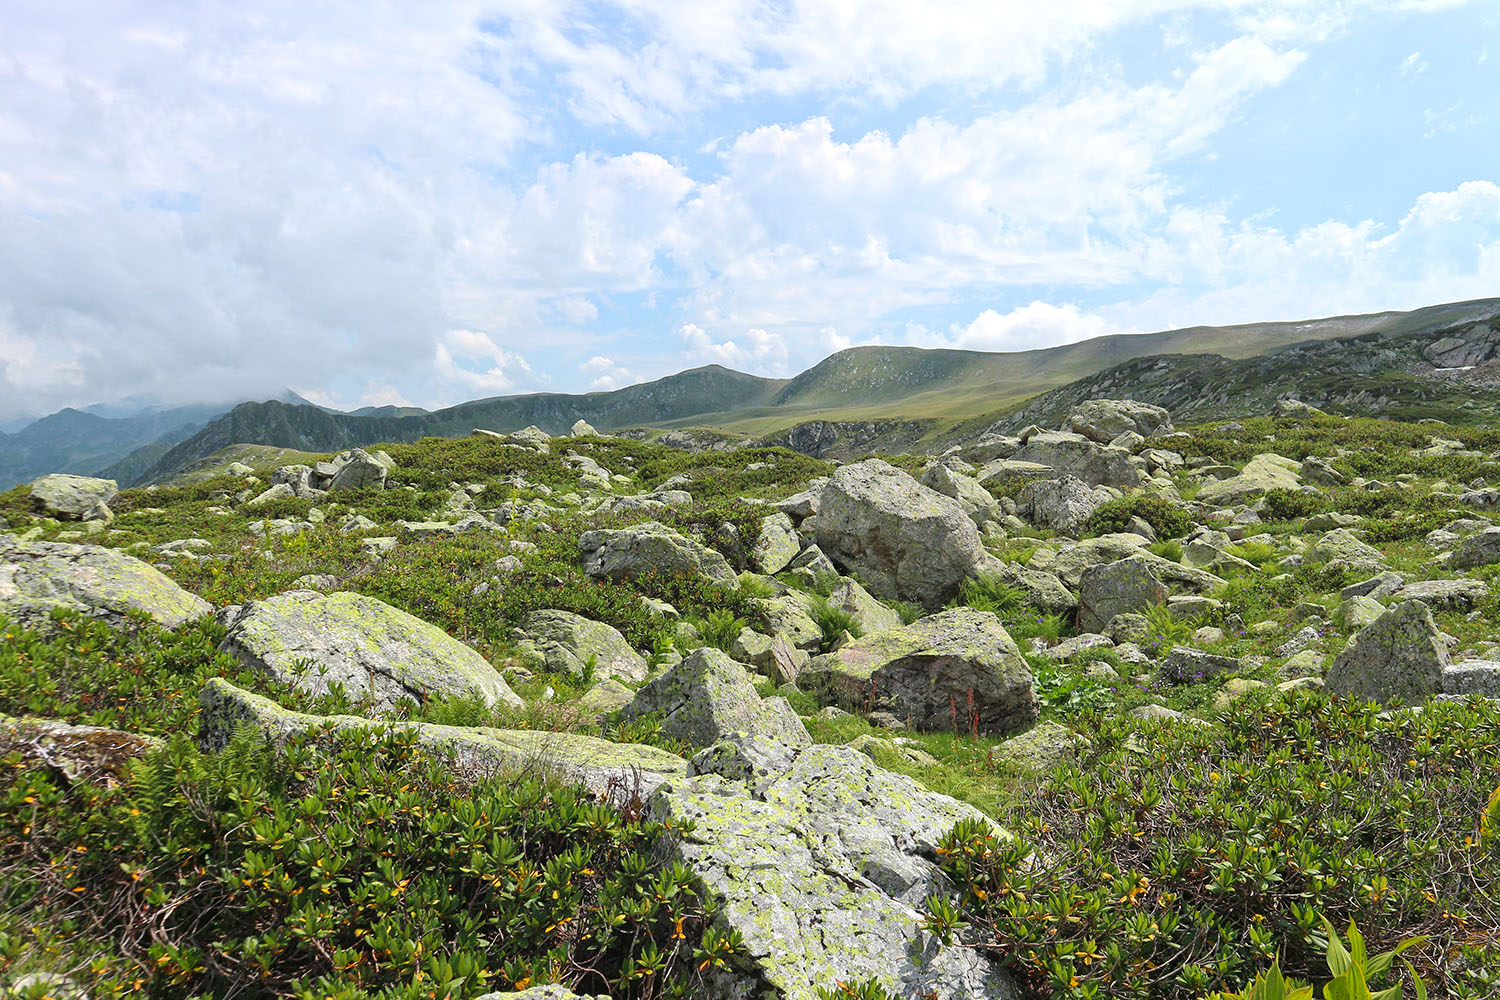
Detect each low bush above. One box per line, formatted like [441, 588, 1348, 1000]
[1261, 488, 1328, 522]
[1081, 495, 1193, 541]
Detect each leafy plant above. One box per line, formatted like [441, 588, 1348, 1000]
[689, 608, 747, 653]
[1082, 494, 1193, 540]
[808, 595, 862, 653]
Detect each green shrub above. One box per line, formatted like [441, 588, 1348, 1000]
[1081, 494, 1193, 540]
[1214, 919, 1429, 1000]
[958, 575, 1026, 615]
[1262, 488, 1329, 521]
[689, 608, 746, 653]
[1148, 539, 1185, 563]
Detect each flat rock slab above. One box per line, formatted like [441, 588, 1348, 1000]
[200, 679, 684, 798]
[219, 589, 520, 713]
[650, 744, 1018, 1000]
[799, 608, 1037, 736]
[580, 521, 738, 587]
[0, 537, 212, 628]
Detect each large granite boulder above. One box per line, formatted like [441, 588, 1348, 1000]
[622, 647, 810, 750]
[649, 744, 1017, 999]
[200, 679, 683, 797]
[327, 448, 393, 492]
[1076, 556, 1168, 634]
[750, 511, 801, 574]
[798, 608, 1037, 735]
[1047, 535, 1224, 594]
[1311, 528, 1386, 573]
[1450, 527, 1500, 569]
[1015, 475, 1113, 536]
[1062, 399, 1173, 443]
[0, 537, 212, 628]
[757, 591, 825, 651]
[920, 463, 1001, 525]
[1196, 454, 1301, 506]
[219, 590, 520, 713]
[28, 474, 118, 521]
[580, 521, 738, 588]
[1326, 600, 1449, 704]
[511, 610, 648, 683]
[1012, 431, 1143, 489]
[804, 459, 985, 608]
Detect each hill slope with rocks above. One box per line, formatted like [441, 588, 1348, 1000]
[2, 398, 1498, 999]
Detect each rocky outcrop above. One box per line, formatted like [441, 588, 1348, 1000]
[805, 459, 985, 608]
[1062, 399, 1172, 442]
[1012, 431, 1143, 489]
[1326, 600, 1448, 704]
[28, 474, 118, 521]
[622, 648, 810, 750]
[511, 610, 648, 683]
[649, 743, 1017, 999]
[199, 679, 684, 798]
[798, 608, 1037, 735]
[1450, 527, 1500, 569]
[580, 521, 739, 588]
[0, 537, 212, 628]
[219, 590, 520, 713]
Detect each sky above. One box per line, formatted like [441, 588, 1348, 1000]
[1, 0, 1498, 423]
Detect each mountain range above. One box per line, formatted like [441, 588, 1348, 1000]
[5, 296, 1498, 490]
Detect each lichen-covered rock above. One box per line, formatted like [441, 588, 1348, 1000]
[986, 560, 1078, 615]
[199, 679, 684, 797]
[622, 647, 810, 750]
[1063, 399, 1173, 443]
[219, 590, 520, 713]
[1196, 453, 1302, 506]
[1, 714, 162, 784]
[1394, 577, 1490, 611]
[1338, 594, 1386, 630]
[798, 608, 1037, 736]
[757, 591, 824, 651]
[580, 521, 738, 588]
[479, 986, 608, 1000]
[1159, 646, 1242, 683]
[920, 463, 1000, 525]
[750, 511, 801, 574]
[1015, 475, 1113, 536]
[28, 474, 118, 521]
[805, 459, 985, 608]
[990, 720, 1089, 771]
[827, 576, 904, 634]
[1076, 556, 1167, 633]
[1048, 535, 1224, 594]
[648, 745, 1017, 1000]
[1442, 661, 1500, 698]
[1449, 527, 1500, 569]
[512, 610, 648, 683]
[0, 537, 212, 628]
[1326, 600, 1448, 704]
[328, 448, 392, 491]
[1012, 431, 1143, 489]
[1311, 528, 1386, 573]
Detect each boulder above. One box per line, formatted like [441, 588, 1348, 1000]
[798, 608, 1037, 735]
[622, 648, 810, 750]
[1159, 646, 1241, 683]
[975, 458, 1056, 486]
[827, 577, 904, 634]
[1, 714, 162, 784]
[28, 474, 118, 521]
[570, 419, 599, 437]
[1338, 595, 1386, 630]
[1450, 526, 1500, 569]
[480, 987, 607, 1000]
[1012, 431, 1143, 488]
[757, 591, 825, 651]
[987, 560, 1078, 614]
[511, 610, 648, 683]
[580, 521, 738, 588]
[1062, 399, 1172, 442]
[1015, 475, 1112, 536]
[1394, 578, 1490, 611]
[1326, 601, 1448, 704]
[648, 744, 1016, 999]
[1311, 529, 1386, 573]
[805, 459, 985, 608]
[991, 720, 1089, 770]
[1196, 454, 1301, 506]
[200, 679, 683, 798]
[1076, 556, 1168, 634]
[219, 590, 520, 713]
[328, 448, 392, 491]
[920, 463, 1000, 524]
[1443, 661, 1500, 698]
[750, 511, 801, 574]
[0, 537, 212, 628]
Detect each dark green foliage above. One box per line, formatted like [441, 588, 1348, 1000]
[933, 693, 1500, 999]
[1261, 488, 1328, 522]
[807, 595, 862, 653]
[1081, 494, 1193, 540]
[690, 608, 747, 653]
[1, 726, 740, 999]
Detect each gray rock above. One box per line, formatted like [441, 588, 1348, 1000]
[1013, 431, 1143, 488]
[648, 745, 1017, 999]
[987, 560, 1078, 615]
[805, 459, 985, 608]
[921, 463, 1000, 524]
[1038, 633, 1114, 661]
[975, 458, 1056, 486]
[1299, 456, 1345, 487]
[28, 474, 118, 521]
[200, 679, 682, 798]
[1196, 453, 1302, 506]
[0, 714, 163, 783]
[1076, 556, 1167, 634]
[0, 537, 212, 628]
[570, 419, 599, 437]
[1063, 399, 1173, 442]
[827, 576, 904, 634]
[798, 608, 1037, 736]
[758, 591, 825, 651]
[1341, 572, 1406, 600]
[1015, 475, 1112, 536]
[622, 648, 810, 750]
[219, 590, 521, 713]
[580, 520, 738, 588]
[1326, 601, 1448, 704]
[1311, 528, 1386, 573]
[750, 511, 801, 574]
[1443, 661, 1500, 698]
[512, 610, 648, 683]
[246, 482, 297, 507]
[1338, 595, 1386, 630]
[576, 678, 635, 717]
[991, 720, 1090, 770]
[1394, 578, 1490, 611]
[328, 448, 393, 491]
[1159, 646, 1241, 683]
[1450, 527, 1500, 569]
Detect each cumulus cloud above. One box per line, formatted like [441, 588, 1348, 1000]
[433, 330, 532, 396]
[580, 355, 638, 390]
[678, 324, 791, 372]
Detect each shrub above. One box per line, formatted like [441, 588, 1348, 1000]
[1262, 488, 1328, 522]
[957, 575, 1026, 615]
[1148, 539, 1184, 563]
[689, 608, 746, 653]
[1081, 494, 1193, 540]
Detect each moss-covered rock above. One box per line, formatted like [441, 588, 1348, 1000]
[579, 520, 738, 587]
[1196, 453, 1301, 506]
[623, 647, 810, 750]
[219, 590, 520, 713]
[798, 608, 1038, 736]
[1326, 600, 1448, 705]
[198, 678, 685, 797]
[0, 537, 212, 628]
[28, 473, 118, 521]
[512, 609, 648, 683]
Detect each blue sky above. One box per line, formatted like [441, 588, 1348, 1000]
[1, 0, 1497, 421]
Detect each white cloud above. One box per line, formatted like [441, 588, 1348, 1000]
[433, 329, 532, 396]
[580, 355, 637, 390]
[955, 303, 1118, 352]
[678, 324, 791, 371]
